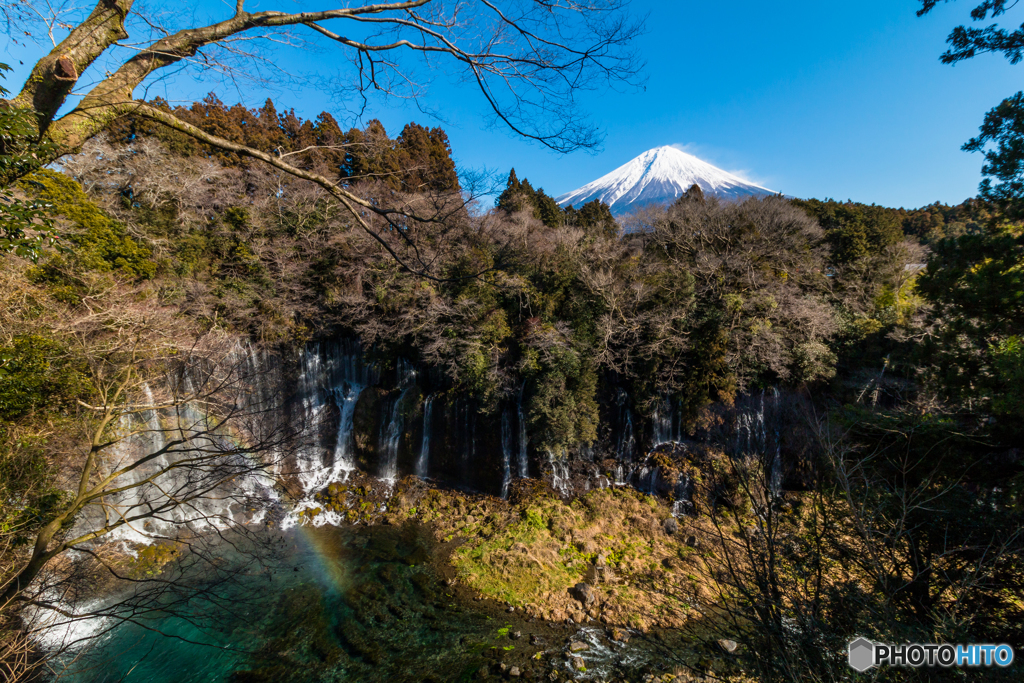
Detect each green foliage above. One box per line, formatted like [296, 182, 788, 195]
[0, 190, 59, 262]
[524, 342, 600, 452]
[565, 199, 619, 239]
[918, 3, 1024, 219]
[990, 335, 1024, 417]
[918, 223, 1024, 427]
[0, 428, 67, 541]
[963, 91, 1024, 218]
[0, 63, 62, 261]
[793, 198, 903, 264]
[17, 170, 156, 279]
[497, 168, 617, 233]
[0, 334, 87, 421]
[522, 508, 546, 530]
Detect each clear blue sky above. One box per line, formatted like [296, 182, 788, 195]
[3, 0, 1019, 208]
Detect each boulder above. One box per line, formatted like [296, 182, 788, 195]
[718, 638, 739, 653]
[575, 539, 597, 555]
[609, 627, 630, 643]
[663, 517, 679, 535]
[509, 666, 521, 678]
[568, 641, 589, 653]
[569, 582, 597, 607]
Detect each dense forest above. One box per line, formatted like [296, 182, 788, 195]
[1, 89, 1022, 681]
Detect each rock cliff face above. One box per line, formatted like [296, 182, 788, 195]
[94, 337, 800, 537]
[276, 340, 799, 509]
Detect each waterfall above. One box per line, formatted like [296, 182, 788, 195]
[615, 389, 636, 464]
[92, 352, 281, 545]
[326, 383, 362, 481]
[415, 394, 435, 478]
[671, 474, 694, 517]
[635, 465, 659, 495]
[378, 359, 417, 483]
[293, 341, 377, 501]
[548, 451, 571, 497]
[294, 347, 335, 494]
[501, 411, 513, 499]
[768, 387, 783, 497]
[651, 394, 676, 446]
[731, 388, 784, 499]
[516, 384, 529, 478]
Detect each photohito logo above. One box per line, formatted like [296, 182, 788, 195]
[848, 639, 1014, 671]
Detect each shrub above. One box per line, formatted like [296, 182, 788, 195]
[17, 170, 156, 279]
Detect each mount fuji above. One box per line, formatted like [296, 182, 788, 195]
[557, 146, 775, 215]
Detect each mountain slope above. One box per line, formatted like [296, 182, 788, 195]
[557, 146, 774, 215]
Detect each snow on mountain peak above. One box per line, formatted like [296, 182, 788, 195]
[556, 146, 774, 215]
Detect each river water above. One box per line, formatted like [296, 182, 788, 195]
[47, 523, 691, 683]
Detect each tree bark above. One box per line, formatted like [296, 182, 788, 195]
[10, 0, 134, 135]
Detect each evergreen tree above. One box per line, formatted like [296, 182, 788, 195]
[918, 2, 1024, 216]
[534, 188, 564, 228]
[793, 199, 903, 264]
[565, 199, 618, 239]
[918, 222, 1024, 434]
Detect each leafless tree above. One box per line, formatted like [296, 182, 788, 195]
[2, 0, 644, 275]
[0, 285, 303, 675]
[649, 404, 1024, 683]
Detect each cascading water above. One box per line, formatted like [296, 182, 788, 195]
[615, 389, 637, 464]
[501, 411, 513, 499]
[288, 341, 379, 525]
[378, 359, 417, 483]
[671, 474, 694, 517]
[651, 394, 678, 446]
[547, 451, 571, 497]
[516, 384, 529, 478]
[767, 387, 783, 497]
[635, 464, 659, 495]
[415, 394, 435, 479]
[84, 344, 284, 546]
[731, 388, 784, 499]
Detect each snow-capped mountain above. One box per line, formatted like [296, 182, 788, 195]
[557, 146, 774, 215]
